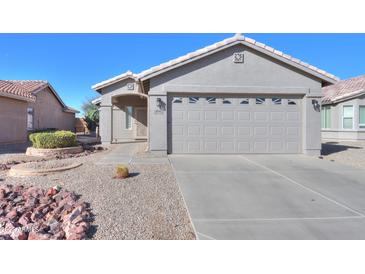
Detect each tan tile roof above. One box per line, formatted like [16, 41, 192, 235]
[322, 75, 365, 104]
[92, 34, 339, 91]
[0, 80, 47, 101]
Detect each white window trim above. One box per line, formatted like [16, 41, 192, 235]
[27, 107, 34, 130]
[321, 105, 331, 129]
[342, 105, 354, 130]
[359, 105, 365, 129]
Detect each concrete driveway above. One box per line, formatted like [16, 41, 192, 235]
[169, 154, 365, 240]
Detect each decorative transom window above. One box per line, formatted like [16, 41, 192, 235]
[256, 98, 265, 105]
[288, 99, 297, 105]
[343, 105, 353, 129]
[240, 99, 249, 105]
[222, 98, 232, 104]
[172, 97, 183, 103]
[206, 97, 216, 104]
[272, 98, 282, 105]
[189, 96, 199, 104]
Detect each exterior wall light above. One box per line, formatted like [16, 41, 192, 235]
[156, 98, 164, 110]
[312, 99, 320, 112]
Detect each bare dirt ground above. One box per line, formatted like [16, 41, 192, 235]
[0, 144, 195, 240]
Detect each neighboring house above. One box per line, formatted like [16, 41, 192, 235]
[92, 34, 338, 155]
[322, 75, 365, 140]
[0, 80, 79, 144]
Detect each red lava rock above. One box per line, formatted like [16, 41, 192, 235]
[28, 231, 52, 240]
[11, 229, 28, 240]
[18, 212, 32, 226]
[5, 209, 18, 221]
[0, 185, 91, 240]
[0, 189, 5, 199]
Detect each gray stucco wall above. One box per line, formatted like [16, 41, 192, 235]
[322, 95, 365, 140]
[98, 78, 146, 143]
[147, 44, 323, 155]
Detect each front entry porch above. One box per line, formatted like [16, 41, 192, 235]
[111, 93, 148, 144]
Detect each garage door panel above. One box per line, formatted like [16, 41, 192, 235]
[204, 127, 218, 137]
[187, 126, 201, 136]
[221, 127, 235, 137]
[204, 111, 218, 121]
[237, 127, 252, 137]
[287, 112, 300, 121]
[187, 141, 200, 153]
[254, 141, 268, 152]
[221, 141, 235, 153]
[169, 95, 302, 154]
[271, 127, 285, 136]
[188, 111, 201, 121]
[204, 141, 219, 153]
[254, 127, 268, 137]
[221, 111, 235, 121]
[254, 112, 268, 121]
[270, 112, 285, 121]
[237, 141, 251, 153]
[238, 111, 251, 121]
[270, 141, 285, 152]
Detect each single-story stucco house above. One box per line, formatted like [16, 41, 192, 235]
[92, 34, 338, 155]
[0, 80, 79, 144]
[322, 75, 365, 140]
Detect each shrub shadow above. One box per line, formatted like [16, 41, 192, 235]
[321, 142, 362, 156]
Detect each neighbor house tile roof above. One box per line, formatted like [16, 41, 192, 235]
[322, 75, 365, 104]
[92, 34, 339, 91]
[0, 80, 79, 113]
[0, 80, 47, 101]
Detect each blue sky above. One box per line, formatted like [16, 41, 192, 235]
[1, 33, 364, 115]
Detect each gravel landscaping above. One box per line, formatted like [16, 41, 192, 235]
[321, 140, 365, 169]
[0, 147, 196, 240]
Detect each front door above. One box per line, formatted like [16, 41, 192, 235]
[134, 107, 148, 139]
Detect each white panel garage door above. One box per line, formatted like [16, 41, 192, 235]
[168, 95, 303, 154]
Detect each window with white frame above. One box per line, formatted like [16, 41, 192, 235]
[343, 105, 353, 129]
[27, 107, 34, 130]
[359, 106, 365, 128]
[321, 105, 331, 129]
[125, 106, 133, 129]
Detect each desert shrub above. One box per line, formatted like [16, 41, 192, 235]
[29, 130, 78, 149]
[115, 165, 129, 179]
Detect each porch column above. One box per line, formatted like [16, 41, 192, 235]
[99, 94, 113, 144]
[303, 89, 322, 156]
[148, 92, 167, 154]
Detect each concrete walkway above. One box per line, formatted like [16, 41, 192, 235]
[96, 142, 169, 165]
[169, 154, 365, 240]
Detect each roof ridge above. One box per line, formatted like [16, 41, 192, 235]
[92, 34, 339, 90]
[137, 34, 339, 82]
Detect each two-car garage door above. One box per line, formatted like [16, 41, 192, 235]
[168, 94, 303, 154]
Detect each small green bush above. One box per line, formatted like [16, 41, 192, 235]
[29, 130, 78, 149]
